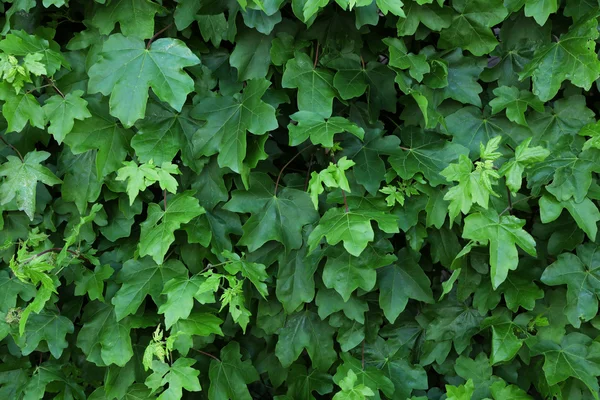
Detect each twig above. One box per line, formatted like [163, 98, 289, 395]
[0, 136, 24, 162]
[342, 189, 349, 213]
[192, 348, 220, 362]
[147, 24, 173, 49]
[22, 247, 91, 265]
[499, 195, 532, 217]
[163, 190, 168, 210]
[361, 340, 365, 370]
[304, 154, 315, 191]
[274, 146, 313, 196]
[45, 77, 64, 98]
[313, 42, 320, 68]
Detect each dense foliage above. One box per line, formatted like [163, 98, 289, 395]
[1, 0, 600, 399]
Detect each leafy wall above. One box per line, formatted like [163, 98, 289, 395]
[1, 0, 600, 399]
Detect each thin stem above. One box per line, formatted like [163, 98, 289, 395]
[505, 184, 513, 213]
[192, 348, 220, 362]
[361, 340, 365, 370]
[341, 189, 349, 213]
[274, 146, 313, 196]
[163, 189, 168, 210]
[0, 136, 24, 162]
[313, 42, 320, 68]
[360, 56, 365, 69]
[22, 247, 91, 265]
[400, 146, 410, 151]
[304, 154, 315, 191]
[26, 83, 53, 95]
[499, 195, 532, 217]
[147, 24, 173, 49]
[45, 77, 64, 98]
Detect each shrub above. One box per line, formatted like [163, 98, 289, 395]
[1, 1, 600, 399]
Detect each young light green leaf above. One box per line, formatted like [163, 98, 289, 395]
[499, 138, 550, 193]
[489, 86, 544, 126]
[462, 209, 537, 289]
[138, 192, 205, 264]
[282, 52, 336, 118]
[42, 90, 91, 143]
[288, 111, 365, 147]
[308, 205, 399, 257]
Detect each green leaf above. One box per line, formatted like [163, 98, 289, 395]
[324, 239, 396, 301]
[481, 310, 526, 364]
[132, 101, 198, 165]
[146, 358, 201, 399]
[446, 379, 475, 400]
[230, 29, 273, 80]
[519, 16, 600, 101]
[384, 38, 429, 81]
[282, 52, 336, 118]
[138, 192, 205, 264]
[88, 34, 200, 127]
[275, 309, 337, 370]
[390, 127, 468, 186]
[0, 150, 62, 220]
[378, 249, 434, 323]
[397, 0, 452, 36]
[539, 193, 600, 241]
[76, 301, 135, 366]
[197, 14, 229, 46]
[499, 138, 550, 193]
[111, 258, 186, 321]
[16, 310, 74, 358]
[209, 341, 260, 400]
[91, 0, 162, 39]
[74, 264, 113, 302]
[376, 0, 405, 16]
[42, 90, 91, 144]
[529, 332, 600, 397]
[440, 49, 487, 107]
[0, 30, 66, 75]
[308, 204, 399, 257]
[288, 111, 365, 148]
[462, 209, 537, 289]
[541, 243, 600, 327]
[58, 148, 102, 214]
[490, 380, 533, 399]
[0, 82, 44, 132]
[333, 369, 375, 400]
[489, 86, 544, 126]
[157, 275, 204, 328]
[222, 250, 269, 297]
[64, 97, 134, 177]
[277, 240, 323, 313]
[224, 173, 318, 251]
[190, 79, 277, 173]
[438, 0, 508, 56]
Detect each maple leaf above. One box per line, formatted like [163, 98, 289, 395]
[0, 150, 62, 220]
[88, 34, 200, 127]
[224, 173, 318, 251]
[190, 79, 277, 173]
[138, 192, 205, 264]
[462, 209, 537, 289]
[520, 16, 600, 101]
